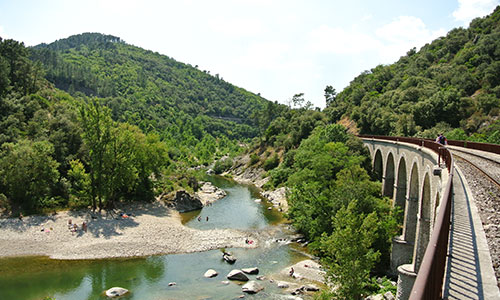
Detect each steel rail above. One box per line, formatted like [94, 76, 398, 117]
[452, 153, 500, 188]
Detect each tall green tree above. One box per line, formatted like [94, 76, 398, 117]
[79, 98, 112, 211]
[0, 139, 60, 211]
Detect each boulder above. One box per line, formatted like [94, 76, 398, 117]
[241, 267, 259, 275]
[105, 287, 129, 298]
[173, 190, 203, 212]
[204, 269, 218, 278]
[223, 252, 237, 264]
[168, 282, 176, 286]
[227, 269, 249, 281]
[242, 280, 264, 294]
[301, 284, 319, 291]
[384, 291, 395, 300]
[277, 281, 289, 288]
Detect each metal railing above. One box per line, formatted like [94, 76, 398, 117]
[360, 135, 454, 300]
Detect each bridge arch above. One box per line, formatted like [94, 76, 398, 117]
[414, 172, 432, 272]
[373, 149, 383, 181]
[395, 156, 407, 225]
[403, 161, 419, 247]
[383, 152, 396, 198]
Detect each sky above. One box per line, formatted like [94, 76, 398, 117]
[0, 0, 499, 108]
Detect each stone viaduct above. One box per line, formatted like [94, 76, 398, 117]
[362, 137, 450, 299]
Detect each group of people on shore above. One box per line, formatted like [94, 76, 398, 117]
[68, 219, 87, 234]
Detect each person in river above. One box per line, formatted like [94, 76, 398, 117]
[289, 267, 294, 277]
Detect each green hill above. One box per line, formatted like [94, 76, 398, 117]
[31, 33, 269, 140]
[325, 6, 500, 142]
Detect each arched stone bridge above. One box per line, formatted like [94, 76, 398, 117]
[361, 136, 500, 300]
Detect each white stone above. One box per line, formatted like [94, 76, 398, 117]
[204, 269, 218, 278]
[242, 280, 264, 294]
[105, 287, 129, 298]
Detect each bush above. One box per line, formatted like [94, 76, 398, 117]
[263, 153, 279, 170]
[213, 157, 233, 174]
[249, 153, 260, 166]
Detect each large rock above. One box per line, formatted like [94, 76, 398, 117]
[105, 287, 129, 298]
[173, 190, 203, 212]
[241, 267, 259, 275]
[242, 280, 264, 294]
[223, 252, 237, 264]
[196, 182, 227, 205]
[204, 269, 218, 278]
[227, 269, 249, 281]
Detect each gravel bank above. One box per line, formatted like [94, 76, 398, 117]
[0, 201, 256, 260]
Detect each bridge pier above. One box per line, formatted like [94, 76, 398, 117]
[396, 263, 417, 300]
[390, 236, 413, 276]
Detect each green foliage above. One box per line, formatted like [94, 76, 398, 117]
[319, 201, 381, 300]
[324, 7, 500, 141]
[263, 153, 279, 170]
[213, 157, 233, 174]
[31, 33, 268, 142]
[249, 153, 260, 166]
[0, 140, 60, 211]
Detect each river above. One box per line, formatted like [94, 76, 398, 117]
[0, 176, 315, 299]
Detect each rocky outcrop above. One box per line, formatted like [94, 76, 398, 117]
[242, 280, 264, 294]
[196, 181, 226, 205]
[280, 259, 325, 283]
[231, 154, 268, 188]
[261, 187, 289, 212]
[172, 190, 203, 212]
[227, 269, 249, 281]
[105, 287, 129, 298]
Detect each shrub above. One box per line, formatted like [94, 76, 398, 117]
[263, 153, 279, 170]
[213, 157, 233, 174]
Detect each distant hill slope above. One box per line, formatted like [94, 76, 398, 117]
[326, 6, 500, 139]
[31, 33, 269, 140]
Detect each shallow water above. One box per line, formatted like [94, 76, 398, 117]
[0, 176, 312, 300]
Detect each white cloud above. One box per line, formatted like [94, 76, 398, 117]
[308, 25, 382, 54]
[376, 16, 446, 62]
[308, 16, 446, 64]
[453, 0, 499, 24]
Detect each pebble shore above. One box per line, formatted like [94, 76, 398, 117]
[0, 201, 255, 260]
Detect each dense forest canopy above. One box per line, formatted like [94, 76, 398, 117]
[31, 33, 274, 141]
[325, 6, 500, 143]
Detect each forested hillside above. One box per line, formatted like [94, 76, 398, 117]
[31, 33, 271, 141]
[325, 6, 500, 142]
[0, 34, 282, 214]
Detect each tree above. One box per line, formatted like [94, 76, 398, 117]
[324, 85, 337, 107]
[318, 201, 381, 300]
[79, 98, 112, 211]
[0, 140, 60, 211]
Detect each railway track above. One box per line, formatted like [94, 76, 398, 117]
[450, 150, 500, 187]
[449, 147, 500, 287]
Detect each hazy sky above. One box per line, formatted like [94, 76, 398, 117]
[1, 0, 498, 107]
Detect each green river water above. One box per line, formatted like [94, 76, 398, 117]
[0, 177, 313, 300]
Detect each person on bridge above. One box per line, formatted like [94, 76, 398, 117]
[436, 133, 447, 145]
